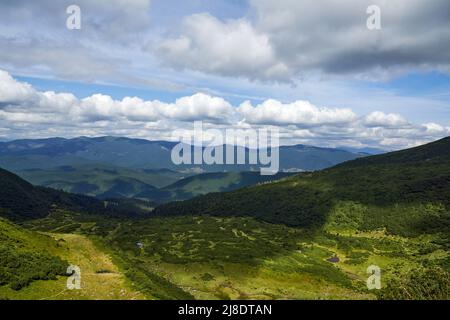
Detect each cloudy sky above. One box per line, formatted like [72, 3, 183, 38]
[1, 0, 450, 150]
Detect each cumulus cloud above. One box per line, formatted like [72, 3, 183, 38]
[0, 70, 232, 125]
[237, 99, 357, 126]
[0, 70, 35, 103]
[157, 13, 290, 81]
[0, 69, 449, 150]
[364, 111, 409, 128]
[423, 122, 447, 134]
[162, 94, 233, 121]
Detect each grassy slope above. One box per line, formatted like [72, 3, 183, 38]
[106, 216, 374, 299]
[21, 210, 195, 300]
[0, 224, 145, 300]
[0, 217, 67, 295]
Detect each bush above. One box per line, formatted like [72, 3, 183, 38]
[379, 267, 449, 300]
[0, 246, 68, 290]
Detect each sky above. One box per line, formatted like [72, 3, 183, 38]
[0, 0, 450, 150]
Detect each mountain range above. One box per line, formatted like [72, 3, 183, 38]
[0, 136, 366, 202]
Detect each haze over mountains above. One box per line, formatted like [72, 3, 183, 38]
[0, 136, 368, 171]
[0, 136, 367, 202]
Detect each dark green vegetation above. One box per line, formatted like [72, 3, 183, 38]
[155, 137, 450, 235]
[17, 165, 294, 203]
[16, 164, 183, 197]
[142, 171, 295, 202]
[379, 267, 449, 300]
[0, 218, 68, 290]
[0, 167, 156, 221]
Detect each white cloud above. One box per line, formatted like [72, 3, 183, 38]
[0, 0, 449, 88]
[161, 93, 233, 121]
[157, 13, 290, 81]
[0, 70, 232, 124]
[364, 111, 409, 128]
[0, 70, 35, 103]
[423, 122, 447, 134]
[0, 69, 449, 150]
[238, 99, 357, 126]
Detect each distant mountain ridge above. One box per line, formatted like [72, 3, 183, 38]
[0, 136, 367, 202]
[0, 136, 366, 172]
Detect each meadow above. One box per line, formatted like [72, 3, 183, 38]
[13, 205, 448, 300]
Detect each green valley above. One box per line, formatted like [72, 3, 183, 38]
[0, 137, 449, 300]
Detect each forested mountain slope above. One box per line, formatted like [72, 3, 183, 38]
[154, 137, 450, 236]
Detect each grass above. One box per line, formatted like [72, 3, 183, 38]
[0, 230, 145, 300]
[98, 214, 447, 300]
[18, 199, 449, 300]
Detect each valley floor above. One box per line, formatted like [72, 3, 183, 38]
[1, 213, 448, 300]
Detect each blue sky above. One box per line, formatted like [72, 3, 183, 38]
[1, 0, 450, 149]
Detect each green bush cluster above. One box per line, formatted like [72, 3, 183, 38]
[0, 246, 68, 290]
[379, 267, 449, 300]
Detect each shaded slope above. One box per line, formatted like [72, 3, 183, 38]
[137, 171, 295, 202]
[153, 137, 450, 234]
[17, 164, 183, 191]
[0, 167, 152, 221]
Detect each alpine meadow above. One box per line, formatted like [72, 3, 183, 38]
[0, 0, 449, 307]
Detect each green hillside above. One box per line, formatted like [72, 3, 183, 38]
[0, 167, 154, 221]
[23, 210, 449, 300]
[0, 217, 147, 300]
[104, 215, 448, 300]
[13, 164, 294, 203]
[0, 218, 68, 292]
[138, 171, 295, 202]
[16, 164, 183, 192]
[154, 137, 450, 235]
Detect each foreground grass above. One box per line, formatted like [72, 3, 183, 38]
[0, 232, 145, 300]
[16, 205, 449, 300]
